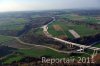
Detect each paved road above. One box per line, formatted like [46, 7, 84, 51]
[0, 18, 78, 54]
[42, 17, 100, 51]
[12, 17, 83, 54]
[1, 17, 99, 55]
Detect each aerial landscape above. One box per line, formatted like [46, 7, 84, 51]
[0, 0, 100, 66]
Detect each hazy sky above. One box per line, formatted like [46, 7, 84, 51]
[0, 0, 100, 12]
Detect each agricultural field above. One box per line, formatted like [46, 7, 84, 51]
[29, 28, 44, 36]
[0, 10, 100, 65]
[0, 34, 95, 64]
[0, 17, 27, 36]
[0, 35, 13, 45]
[0, 18, 27, 30]
[93, 43, 100, 48]
[0, 35, 30, 49]
[2, 48, 68, 64]
[2, 47, 94, 64]
[48, 20, 100, 39]
[2, 54, 23, 64]
[61, 14, 100, 24]
[48, 21, 74, 39]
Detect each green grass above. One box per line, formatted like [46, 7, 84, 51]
[48, 21, 74, 39]
[85, 16, 100, 23]
[61, 14, 100, 24]
[67, 24, 100, 37]
[2, 48, 67, 64]
[16, 18, 26, 24]
[28, 28, 44, 36]
[3, 47, 94, 64]
[0, 24, 25, 30]
[0, 35, 13, 43]
[93, 44, 100, 48]
[85, 49, 94, 55]
[0, 18, 26, 30]
[48, 21, 100, 38]
[17, 48, 67, 58]
[3, 55, 23, 64]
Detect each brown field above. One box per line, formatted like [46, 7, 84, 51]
[58, 35, 67, 40]
[93, 54, 100, 63]
[95, 17, 100, 20]
[70, 14, 86, 21]
[53, 25, 62, 31]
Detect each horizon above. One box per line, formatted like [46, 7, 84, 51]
[0, 0, 100, 12]
[0, 9, 100, 13]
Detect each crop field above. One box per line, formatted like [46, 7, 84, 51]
[0, 35, 37, 49]
[53, 25, 62, 31]
[0, 35, 13, 46]
[0, 18, 27, 36]
[93, 43, 100, 48]
[29, 28, 44, 36]
[52, 25, 67, 39]
[2, 48, 68, 64]
[48, 21, 74, 39]
[0, 35, 13, 44]
[68, 24, 100, 37]
[48, 20, 100, 39]
[66, 14, 86, 21]
[3, 54, 23, 64]
[2, 47, 94, 64]
[0, 18, 26, 31]
[0, 10, 100, 65]
[61, 14, 100, 24]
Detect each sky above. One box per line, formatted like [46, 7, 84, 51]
[0, 0, 100, 12]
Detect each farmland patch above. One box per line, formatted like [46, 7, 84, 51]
[53, 25, 62, 31]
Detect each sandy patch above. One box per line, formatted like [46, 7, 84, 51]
[58, 35, 67, 40]
[53, 25, 62, 31]
[69, 30, 80, 38]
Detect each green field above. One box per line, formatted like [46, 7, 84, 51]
[0, 35, 13, 44]
[48, 21, 74, 39]
[3, 47, 93, 64]
[1, 14, 100, 64]
[29, 28, 44, 36]
[0, 18, 26, 30]
[61, 14, 100, 24]
[2, 48, 67, 64]
[48, 21, 100, 39]
[67, 24, 100, 37]
[93, 44, 100, 48]
[17, 48, 67, 58]
[3, 54, 23, 64]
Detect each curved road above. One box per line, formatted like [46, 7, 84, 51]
[13, 37, 76, 54]
[42, 17, 100, 51]
[1, 17, 99, 55]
